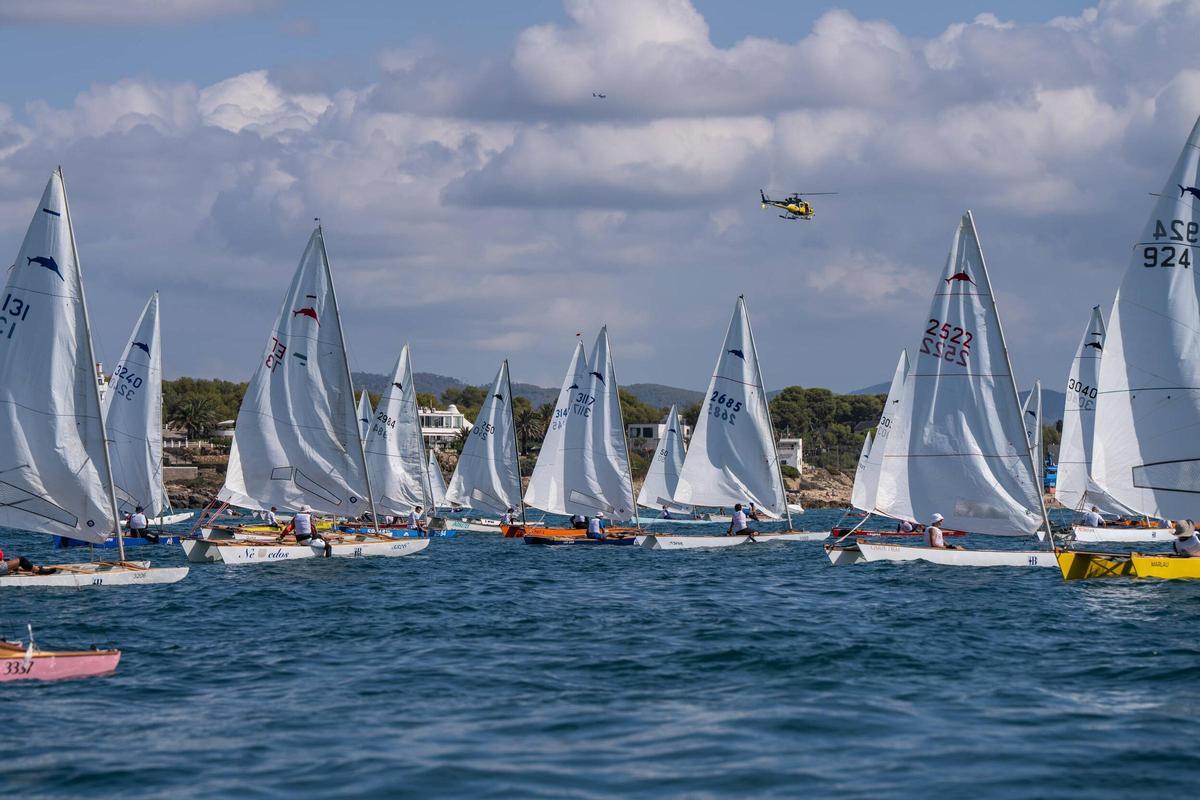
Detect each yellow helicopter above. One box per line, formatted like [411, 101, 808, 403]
[760, 189, 838, 221]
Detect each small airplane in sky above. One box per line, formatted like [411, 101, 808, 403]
[592, 92, 606, 99]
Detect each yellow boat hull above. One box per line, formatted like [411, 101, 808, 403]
[1055, 550, 1135, 581]
[1129, 554, 1200, 580]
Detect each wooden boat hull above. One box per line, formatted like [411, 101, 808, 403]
[54, 533, 182, 548]
[825, 543, 865, 566]
[522, 534, 636, 546]
[1055, 550, 1135, 580]
[1129, 554, 1200, 580]
[1071, 525, 1174, 543]
[640, 531, 827, 550]
[0, 644, 120, 681]
[856, 542, 1058, 568]
[0, 561, 189, 587]
[181, 536, 430, 564]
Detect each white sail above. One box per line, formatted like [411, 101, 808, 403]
[1093, 117, 1200, 520]
[0, 170, 115, 543]
[357, 390, 373, 441]
[637, 405, 686, 510]
[365, 344, 433, 515]
[445, 361, 521, 514]
[675, 296, 788, 519]
[428, 450, 448, 509]
[855, 349, 908, 516]
[524, 340, 589, 515]
[219, 227, 370, 515]
[1020, 380, 1042, 489]
[1056, 307, 1139, 515]
[874, 212, 1044, 536]
[104, 293, 165, 517]
[849, 430, 874, 513]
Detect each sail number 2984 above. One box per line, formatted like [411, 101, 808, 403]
[1144, 219, 1197, 268]
[920, 319, 973, 366]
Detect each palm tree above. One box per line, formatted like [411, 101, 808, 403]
[166, 397, 219, 438]
[515, 407, 546, 455]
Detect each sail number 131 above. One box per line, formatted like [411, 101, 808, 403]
[1144, 219, 1197, 268]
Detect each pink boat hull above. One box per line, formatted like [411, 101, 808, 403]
[0, 649, 120, 682]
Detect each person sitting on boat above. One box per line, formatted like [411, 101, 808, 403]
[0, 547, 57, 576]
[727, 503, 755, 537]
[502, 508, 515, 525]
[925, 513, 960, 549]
[1172, 521, 1200, 557]
[126, 505, 158, 543]
[408, 506, 428, 535]
[747, 503, 761, 521]
[265, 506, 281, 529]
[570, 513, 587, 529]
[586, 513, 608, 540]
[1081, 506, 1105, 528]
[660, 504, 674, 520]
[897, 519, 914, 534]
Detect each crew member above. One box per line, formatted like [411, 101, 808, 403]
[926, 513, 949, 549]
[728, 503, 754, 537]
[127, 505, 158, 543]
[661, 504, 674, 520]
[0, 547, 57, 576]
[1173, 521, 1200, 557]
[586, 513, 606, 540]
[502, 507, 515, 525]
[897, 519, 915, 534]
[747, 503, 761, 521]
[408, 506, 428, 535]
[265, 506, 280, 528]
[570, 513, 587, 530]
[1082, 506, 1105, 528]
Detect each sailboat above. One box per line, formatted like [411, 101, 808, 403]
[1058, 115, 1200, 580]
[1021, 380, 1043, 490]
[846, 212, 1057, 568]
[428, 450, 448, 510]
[641, 296, 824, 549]
[1056, 307, 1169, 543]
[0, 169, 187, 587]
[519, 330, 641, 545]
[364, 344, 434, 525]
[1, 625, 120, 682]
[438, 361, 534, 533]
[183, 226, 428, 564]
[635, 404, 712, 524]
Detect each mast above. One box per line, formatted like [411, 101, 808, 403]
[317, 223, 379, 532]
[605, 327, 641, 528]
[503, 359, 527, 528]
[969, 211, 1053, 547]
[60, 167, 127, 561]
[742, 294, 794, 529]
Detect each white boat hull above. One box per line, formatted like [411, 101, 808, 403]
[0, 561, 189, 587]
[856, 542, 1057, 568]
[182, 537, 430, 564]
[825, 544, 865, 566]
[120, 511, 194, 528]
[1071, 525, 1174, 543]
[641, 531, 827, 550]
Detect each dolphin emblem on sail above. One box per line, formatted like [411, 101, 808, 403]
[1084, 341, 1103, 351]
[392, 381, 403, 391]
[493, 393, 504, 401]
[589, 371, 605, 384]
[132, 341, 150, 355]
[945, 271, 975, 285]
[292, 307, 319, 323]
[727, 349, 745, 360]
[26, 256, 64, 281]
[1179, 184, 1200, 201]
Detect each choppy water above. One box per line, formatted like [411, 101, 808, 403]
[3, 508, 1198, 799]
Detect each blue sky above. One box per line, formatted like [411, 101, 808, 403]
[0, 0, 1192, 394]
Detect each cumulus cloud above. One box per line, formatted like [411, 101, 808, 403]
[5, 0, 1200, 392]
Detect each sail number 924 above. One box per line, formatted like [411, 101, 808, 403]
[1144, 219, 1197, 268]
[920, 319, 973, 366]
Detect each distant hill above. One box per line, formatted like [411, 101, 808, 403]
[851, 380, 1065, 423]
[623, 383, 704, 410]
[352, 372, 691, 410]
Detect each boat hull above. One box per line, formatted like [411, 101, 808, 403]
[0, 647, 120, 682]
[641, 531, 827, 550]
[0, 561, 189, 587]
[181, 537, 430, 564]
[825, 543, 865, 566]
[856, 542, 1057, 568]
[1129, 554, 1200, 580]
[522, 534, 636, 546]
[1071, 525, 1174, 543]
[119, 511, 194, 527]
[1055, 550, 1135, 580]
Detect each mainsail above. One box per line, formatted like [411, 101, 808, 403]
[524, 340, 589, 514]
[104, 292, 165, 517]
[636, 405, 686, 510]
[1093, 116, 1200, 520]
[220, 227, 372, 515]
[0, 169, 115, 543]
[1056, 306, 1138, 515]
[445, 361, 521, 514]
[675, 296, 788, 519]
[854, 349, 908, 516]
[874, 212, 1045, 536]
[849, 430, 874, 513]
[1020, 380, 1043, 489]
[365, 344, 434, 516]
[357, 390, 373, 441]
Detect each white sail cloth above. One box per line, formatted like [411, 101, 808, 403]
[849, 431, 874, 513]
[357, 391, 373, 441]
[524, 340, 590, 515]
[1020, 380, 1043, 489]
[365, 345, 433, 516]
[446, 361, 521, 514]
[0, 170, 114, 543]
[1056, 307, 1139, 515]
[220, 227, 370, 515]
[674, 296, 788, 519]
[874, 212, 1044, 536]
[854, 350, 908, 516]
[428, 451, 448, 509]
[104, 293, 165, 517]
[1093, 116, 1200, 520]
[636, 405, 686, 510]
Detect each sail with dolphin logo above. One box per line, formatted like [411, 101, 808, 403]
[636, 404, 686, 511]
[853, 349, 908, 517]
[365, 344, 434, 517]
[446, 361, 522, 515]
[524, 339, 590, 515]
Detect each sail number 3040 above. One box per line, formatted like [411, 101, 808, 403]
[1144, 219, 1197, 268]
[920, 319, 973, 366]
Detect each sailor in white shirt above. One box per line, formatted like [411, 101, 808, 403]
[926, 513, 948, 549]
[727, 503, 753, 536]
[1081, 507, 1105, 528]
[502, 508, 515, 525]
[586, 513, 606, 540]
[1173, 521, 1200, 557]
[266, 506, 280, 528]
[407, 506, 428, 535]
[127, 505, 158, 542]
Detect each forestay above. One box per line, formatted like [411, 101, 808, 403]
[874, 212, 1044, 537]
[524, 340, 589, 515]
[675, 296, 788, 519]
[1020, 380, 1042, 488]
[636, 405, 686, 510]
[1093, 116, 1200, 520]
[856, 350, 908, 516]
[365, 345, 433, 516]
[104, 292, 166, 518]
[220, 227, 370, 515]
[0, 170, 114, 543]
[446, 361, 521, 514]
[1056, 307, 1139, 515]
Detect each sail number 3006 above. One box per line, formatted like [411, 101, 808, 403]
[1144, 219, 1197, 268]
[920, 319, 973, 366]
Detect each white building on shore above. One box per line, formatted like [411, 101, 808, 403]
[778, 438, 803, 474]
[420, 404, 472, 450]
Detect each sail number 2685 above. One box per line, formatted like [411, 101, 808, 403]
[920, 319, 973, 366]
[1144, 219, 1197, 268]
[709, 391, 741, 426]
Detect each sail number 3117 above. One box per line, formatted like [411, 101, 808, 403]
[920, 319, 973, 366]
[1144, 219, 1197, 268]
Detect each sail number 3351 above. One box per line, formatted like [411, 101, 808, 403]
[920, 319, 973, 366]
[1144, 219, 1197, 268]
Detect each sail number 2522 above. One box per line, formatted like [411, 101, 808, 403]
[920, 319, 973, 366]
[1144, 219, 1197, 267]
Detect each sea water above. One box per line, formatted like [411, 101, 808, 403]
[2, 508, 1197, 799]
